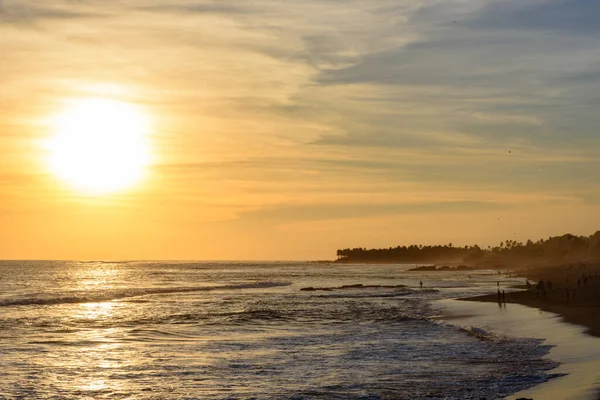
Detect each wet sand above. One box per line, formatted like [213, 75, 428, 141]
[453, 262, 600, 399]
[437, 299, 600, 400]
[463, 263, 600, 337]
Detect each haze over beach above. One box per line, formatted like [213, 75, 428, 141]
[3, 1, 600, 399]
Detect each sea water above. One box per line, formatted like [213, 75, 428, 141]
[0, 261, 561, 399]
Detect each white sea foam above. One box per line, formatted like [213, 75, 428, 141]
[0, 281, 291, 307]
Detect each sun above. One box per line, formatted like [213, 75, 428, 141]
[47, 98, 152, 194]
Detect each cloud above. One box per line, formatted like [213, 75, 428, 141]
[138, 2, 254, 16]
[2, 0, 600, 245]
[581, 192, 600, 205]
[236, 201, 506, 224]
[0, 2, 100, 25]
[465, 0, 600, 35]
[301, 0, 600, 155]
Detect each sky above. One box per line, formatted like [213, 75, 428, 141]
[1, 0, 600, 260]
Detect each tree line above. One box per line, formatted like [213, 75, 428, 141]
[335, 231, 600, 265]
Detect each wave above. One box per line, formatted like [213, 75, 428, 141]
[312, 292, 413, 299]
[0, 281, 291, 308]
[27, 339, 109, 347]
[310, 287, 439, 300]
[300, 283, 407, 291]
[459, 324, 493, 340]
[128, 307, 423, 329]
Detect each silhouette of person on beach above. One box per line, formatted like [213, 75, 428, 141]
[497, 289, 502, 302]
[536, 279, 545, 298]
[501, 290, 506, 303]
[420, 281, 423, 289]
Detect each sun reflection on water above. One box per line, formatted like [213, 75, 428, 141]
[73, 262, 121, 290]
[72, 343, 129, 395]
[76, 302, 116, 320]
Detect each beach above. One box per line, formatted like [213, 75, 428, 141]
[438, 299, 600, 400]
[450, 262, 600, 399]
[463, 262, 600, 337]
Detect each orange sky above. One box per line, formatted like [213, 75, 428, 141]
[2, 1, 600, 260]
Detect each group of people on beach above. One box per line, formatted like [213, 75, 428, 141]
[575, 272, 597, 287]
[566, 272, 598, 301]
[530, 268, 599, 303]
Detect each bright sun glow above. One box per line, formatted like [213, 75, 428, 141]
[47, 98, 152, 194]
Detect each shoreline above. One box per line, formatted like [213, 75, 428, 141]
[437, 298, 600, 400]
[444, 263, 600, 399]
[461, 263, 600, 338]
[461, 291, 600, 338]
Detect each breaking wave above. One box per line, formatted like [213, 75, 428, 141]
[0, 281, 291, 307]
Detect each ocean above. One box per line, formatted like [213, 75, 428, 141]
[0, 261, 561, 399]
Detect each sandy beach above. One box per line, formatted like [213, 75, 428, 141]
[438, 298, 600, 400]
[463, 262, 600, 338]
[450, 262, 600, 399]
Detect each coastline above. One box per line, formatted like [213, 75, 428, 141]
[461, 290, 600, 338]
[437, 298, 600, 400]
[462, 263, 600, 338]
[441, 263, 600, 399]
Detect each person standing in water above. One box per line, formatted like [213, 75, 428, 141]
[420, 281, 423, 289]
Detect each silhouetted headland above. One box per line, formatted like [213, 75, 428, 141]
[335, 231, 600, 338]
[335, 231, 600, 268]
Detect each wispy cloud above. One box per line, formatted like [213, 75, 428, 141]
[0, 2, 103, 25]
[465, 0, 600, 35]
[237, 201, 507, 224]
[2, 0, 600, 257]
